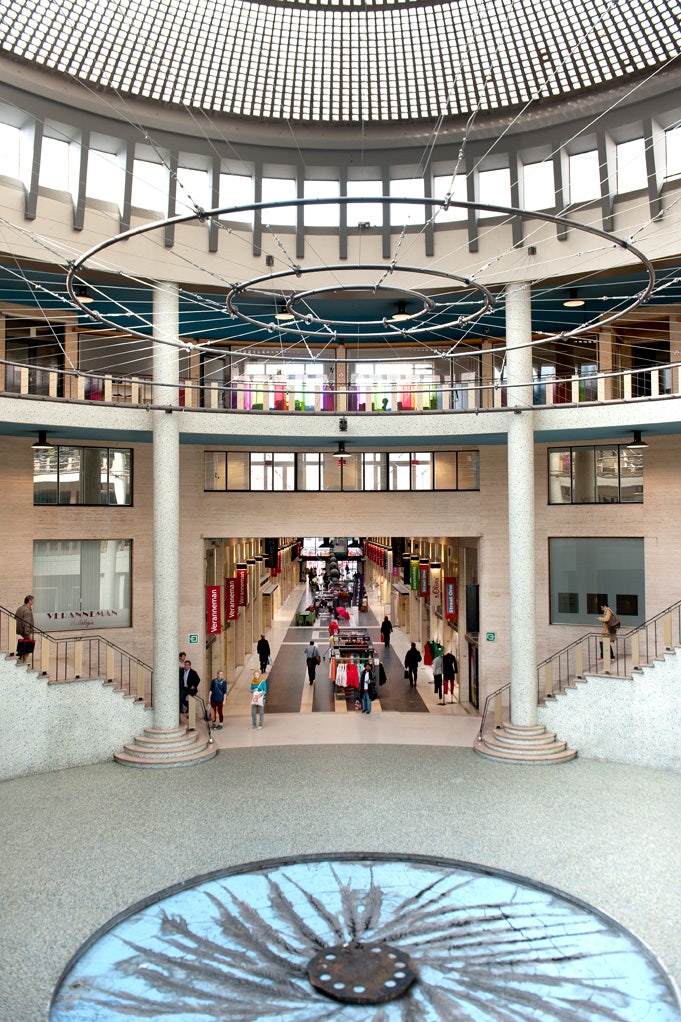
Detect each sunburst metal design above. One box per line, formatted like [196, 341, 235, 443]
[50, 854, 681, 1021]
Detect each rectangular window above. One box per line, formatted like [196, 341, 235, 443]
[388, 452, 411, 490]
[227, 452, 249, 490]
[549, 538, 644, 626]
[34, 446, 132, 505]
[457, 451, 480, 490]
[204, 449, 479, 492]
[272, 453, 295, 491]
[548, 445, 642, 504]
[363, 453, 386, 491]
[411, 453, 432, 490]
[132, 158, 169, 213]
[204, 452, 226, 491]
[568, 150, 600, 204]
[616, 137, 647, 193]
[34, 539, 132, 630]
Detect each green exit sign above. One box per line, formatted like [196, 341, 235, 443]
[188, 633, 200, 645]
[486, 632, 496, 642]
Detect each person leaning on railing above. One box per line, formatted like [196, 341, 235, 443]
[598, 604, 618, 663]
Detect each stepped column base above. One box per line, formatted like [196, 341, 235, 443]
[474, 721, 577, 763]
[114, 725, 217, 768]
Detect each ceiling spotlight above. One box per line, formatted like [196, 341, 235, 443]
[275, 301, 295, 322]
[31, 430, 52, 450]
[74, 284, 94, 304]
[336, 441, 352, 461]
[626, 430, 648, 450]
[563, 289, 585, 308]
[392, 302, 410, 321]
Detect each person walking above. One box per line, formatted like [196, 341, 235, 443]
[404, 642, 422, 687]
[380, 615, 393, 648]
[209, 669, 227, 730]
[360, 663, 374, 714]
[598, 604, 618, 663]
[432, 651, 443, 702]
[250, 671, 267, 729]
[256, 634, 271, 673]
[305, 639, 321, 685]
[442, 650, 458, 703]
[15, 595, 35, 663]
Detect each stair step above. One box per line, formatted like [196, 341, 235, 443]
[483, 735, 568, 755]
[114, 746, 217, 768]
[475, 742, 576, 763]
[491, 729, 559, 748]
[500, 722, 549, 738]
[133, 732, 202, 749]
[122, 737, 209, 757]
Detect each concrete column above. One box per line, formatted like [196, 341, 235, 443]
[505, 282, 537, 727]
[152, 283, 181, 730]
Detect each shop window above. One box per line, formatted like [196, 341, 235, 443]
[548, 445, 643, 504]
[34, 446, 132, 505]
[33, 539, 131, 630]
[549, 538, 644, 626]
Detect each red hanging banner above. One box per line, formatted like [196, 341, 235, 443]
[225, 578, 239, 621]
[236, 566, 249, 606]
[206, 585, 222, 635]
[444, 577, 458, 621]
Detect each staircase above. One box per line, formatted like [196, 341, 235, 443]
[114, 725, 217, 768]
[475, 720, 577, 763]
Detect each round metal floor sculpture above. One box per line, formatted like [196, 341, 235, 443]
[50, 854, 680, 1021]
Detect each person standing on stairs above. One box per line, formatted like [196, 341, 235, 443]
[15, 595, 34, 663]
[598, 604, 617, 664]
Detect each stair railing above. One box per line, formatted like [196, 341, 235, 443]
[537, 599, 681, 702]
[0, 605, 153, 704]
[479, 599, 681, 741]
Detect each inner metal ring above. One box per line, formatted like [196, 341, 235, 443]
[307, 941, 417, 1004]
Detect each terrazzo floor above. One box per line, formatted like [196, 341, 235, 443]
[2, 586, 680, 1020]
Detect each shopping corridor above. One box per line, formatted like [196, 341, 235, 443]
[213, 582, 479, 749]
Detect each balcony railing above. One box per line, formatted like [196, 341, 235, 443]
[0, 605, 153, 704]
[2, 360, 680, 412]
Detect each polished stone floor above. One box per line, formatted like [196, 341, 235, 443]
[2, 587, 680, 1020]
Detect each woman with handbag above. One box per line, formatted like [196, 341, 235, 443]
[250, 671, 267, 730]
[598, 604, 618, 663]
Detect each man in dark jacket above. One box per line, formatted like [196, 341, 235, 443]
[404, 642, 422, 687]
[180, 659, 201, 713]
[257, 634, 271, 673]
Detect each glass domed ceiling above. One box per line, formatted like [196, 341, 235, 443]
[0, 0, 679, 123]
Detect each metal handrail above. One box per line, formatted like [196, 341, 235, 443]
[2, 357, 680, 413]
[477, 682, 511, 741]
[478, 599, 681, 741]
[0, 605, 153, 704]
[536, 599, 681, 703]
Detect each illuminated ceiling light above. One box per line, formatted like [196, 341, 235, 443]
[336, 441, 352, 460]
[31, 430, 52, 450]
[275, 301, 295, 322]
[626, 430, 648, 450]
[74, 284, 94, 304]
[563, 289, 585, 308]
[392, 302, 410, 321]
